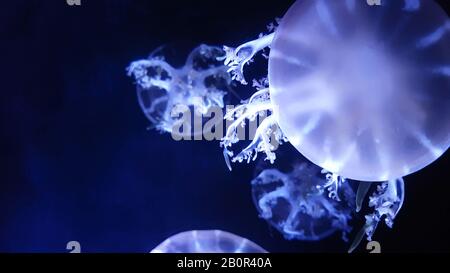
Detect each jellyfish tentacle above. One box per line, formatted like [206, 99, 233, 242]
[220, 93, 278, 170]
[127, 59, 175, 91]
[248, 87, 270, 104]
[366, 178, 405, 237]
[232, 115, 282, 165]
[318, 170, 346, 201]
[347, 224, 367, 253]
[356, 182, 372, 212]
[349, 178, 405, 252]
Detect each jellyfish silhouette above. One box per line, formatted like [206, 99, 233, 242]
[127, 45, 232, 136]
[150, 230, 267, 253]
[252, 161, 355, 241]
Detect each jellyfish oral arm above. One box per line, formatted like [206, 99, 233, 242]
[221, 99, 273, 170]
[218, 29, 289, 170]
[368, 179, 405, 229]
[252, 169, 290, 219]
[221, 91, 289, 170]
[248, 87, 270, 104]
[355, 182, 372, 212]
[127, 59, 174, 91]
[348, 178, 405, 252]
[238, 114, 279, 162]
[319, 170, 347, 202]
[221, 33, 274, 84]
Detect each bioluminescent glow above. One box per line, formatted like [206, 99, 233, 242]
[150, 230, 267, 253]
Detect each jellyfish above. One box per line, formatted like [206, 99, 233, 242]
[219, 0, 449, 250]
[127, 44, 232, 136]
[269, 0, 450, 182]
[150, 230, 267, 253]
[252, 161, 355, 241]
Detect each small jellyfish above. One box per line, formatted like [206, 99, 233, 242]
[252, 162, 355, 241]
[150, 230, 267, 253]
[127, 45, 232, 135]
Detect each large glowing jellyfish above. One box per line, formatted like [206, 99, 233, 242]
[127, 45, 231, 134]
[252, 161, 355, 241]
[222, 0, 449, 180]
[150, 230, 267, 253]
[220, 0, 449, 250]
[269, 0, 450, 182]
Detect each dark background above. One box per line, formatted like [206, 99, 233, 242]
[0, 0, 449, 253]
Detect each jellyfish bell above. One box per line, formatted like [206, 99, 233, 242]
[150, 230, 267, 253]
[269, 0, 450, 181]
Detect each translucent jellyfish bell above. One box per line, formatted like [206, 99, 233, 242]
[252, 161, 356, 241]
[150, 230, 267, 253]
[269, 0, 450, 181]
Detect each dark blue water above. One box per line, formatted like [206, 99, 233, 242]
[1, 0, 449, 252]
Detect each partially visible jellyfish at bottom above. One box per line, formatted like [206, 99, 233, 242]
[150, 230, 267, 253]
[251, 161, 355, 242]
[127, 45, 232, 136]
